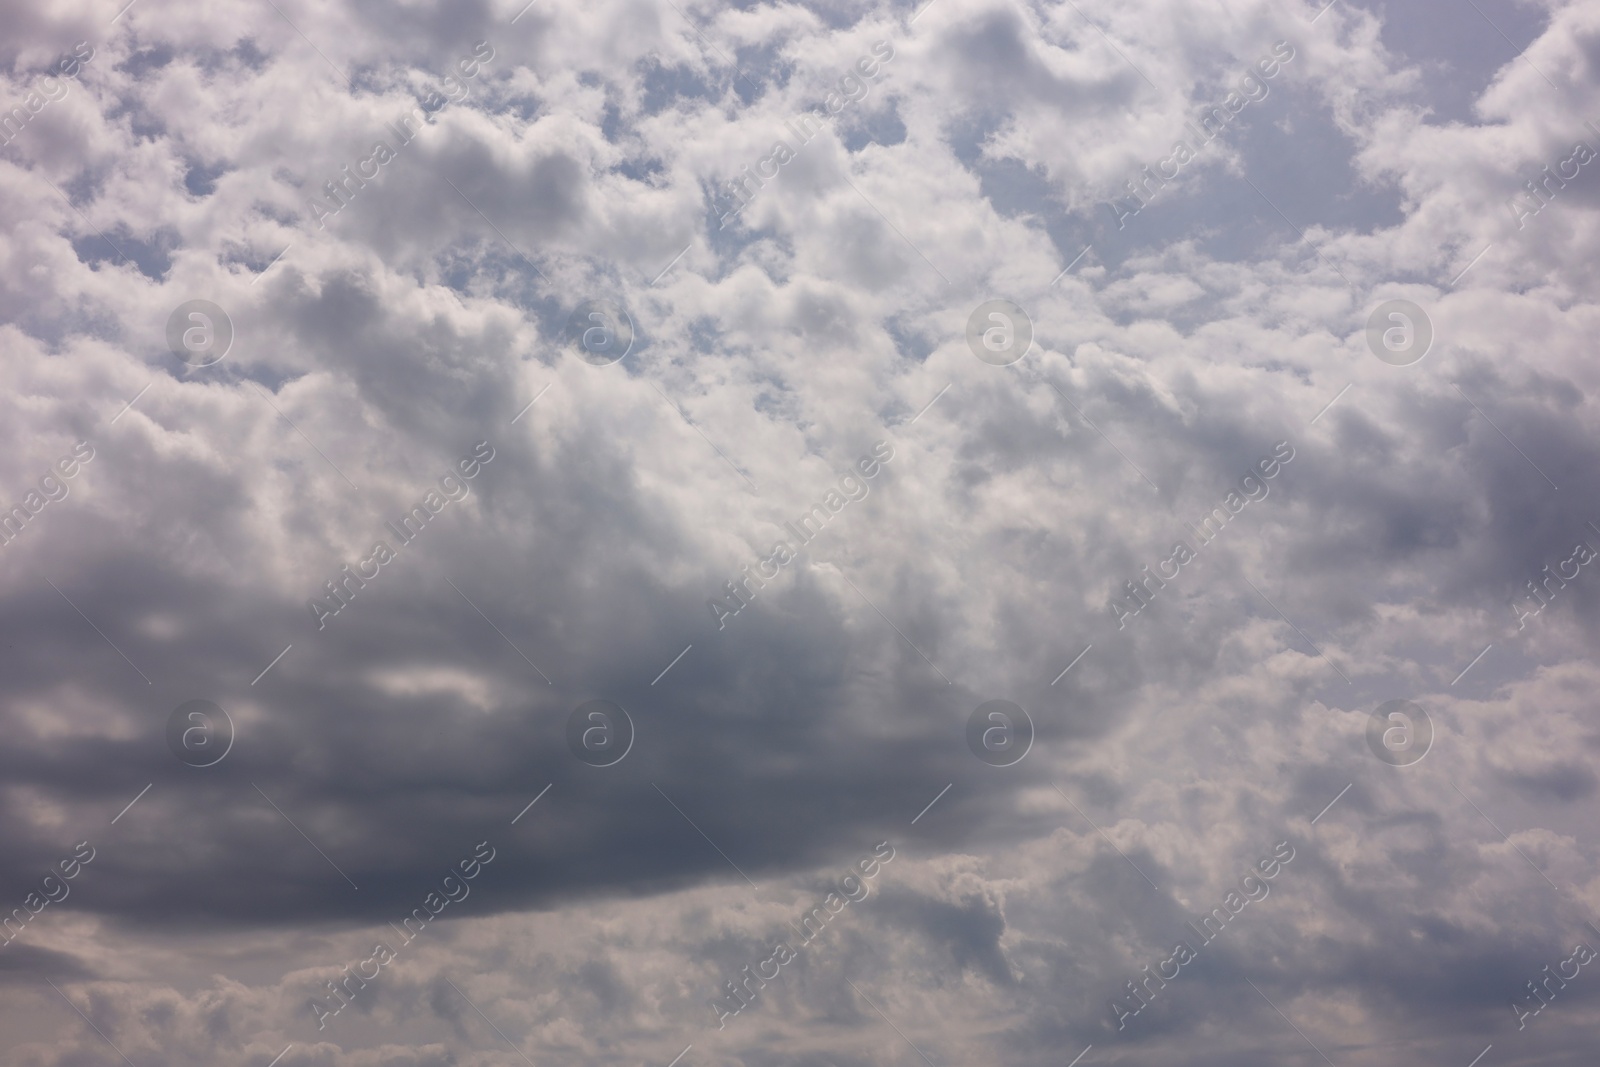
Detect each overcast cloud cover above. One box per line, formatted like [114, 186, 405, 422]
[2, 0, 1600, 1063]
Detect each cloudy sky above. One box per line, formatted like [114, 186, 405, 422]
[2, 0, 1600, 1063]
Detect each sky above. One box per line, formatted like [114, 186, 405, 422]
[1, 0, 1599, 1064]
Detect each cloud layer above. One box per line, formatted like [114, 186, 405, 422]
[2, 0, 1600, 1064]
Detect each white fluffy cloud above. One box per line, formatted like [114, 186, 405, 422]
[2, 0, 1600, 1064]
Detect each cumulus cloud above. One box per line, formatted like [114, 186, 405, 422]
[2, 0, 1599, 1064]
